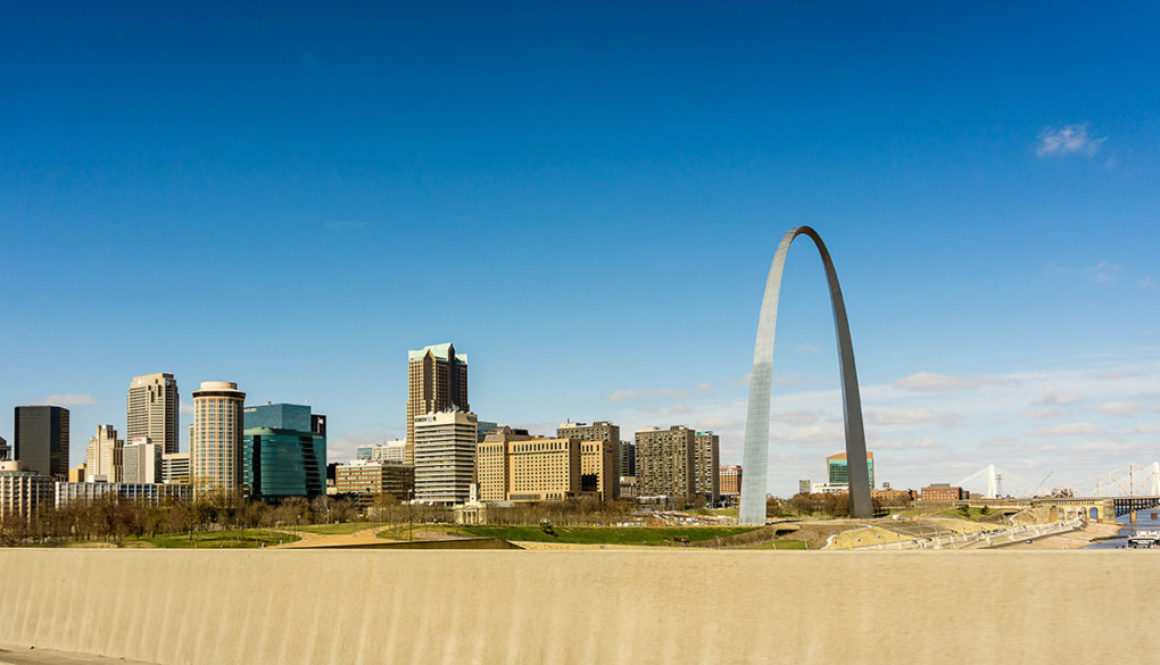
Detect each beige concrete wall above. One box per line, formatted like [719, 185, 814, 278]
[0, 549, 1155, 665]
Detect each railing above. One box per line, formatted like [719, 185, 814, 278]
[841, 517, 1084, 550]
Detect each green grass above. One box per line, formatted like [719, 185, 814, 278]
[127, 530, 300, 549]
[289, 522, 386, 535]
[940, 507, 994, 520]
[459, 525, 759, 546]
[742, 539, 810, 550]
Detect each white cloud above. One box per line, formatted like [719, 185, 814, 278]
[1042, 261, 1067, 277]
[893, 372, 987, 392]
[1096, 370, 1135, 380]
[773, 374, 821, 386]
[785, 425, 844, 447]
[34, 394, 97, 406]
[1140, 277, 1157, 289]
[796, 342, 821, 352]
[694, 382, 714, 395]
[772, 410, 827, 426]
[872, 436, 942, 451]
[1019, 408, 1059, 420]
[1032, 422, 1104, 438]
[1036, 124, 1106, 158]
[179, 402, 195, 416]
[1033, 389, 1081, 405]
[1086, 261, 1122, 284]
[868, 409, 957, 426]
[1132, 424, 1160, 434]
[1084, 401, 1144, 418]
[605, 387, 686, 403]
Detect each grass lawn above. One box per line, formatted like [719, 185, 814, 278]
[459, 525, 759, 546]
[742, 539, 810, 550]
[128, 530, 300, 548]
[290, 522, 387, 535]
[940, 507, 995, 520]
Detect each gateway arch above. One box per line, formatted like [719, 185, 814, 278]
[738, 226, 872, 524]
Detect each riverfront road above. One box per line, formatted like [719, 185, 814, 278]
[0, 549, 1156, 665]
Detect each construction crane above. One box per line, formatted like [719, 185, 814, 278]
[1032, 471, 1053, 497]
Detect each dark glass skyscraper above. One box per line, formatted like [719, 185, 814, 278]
[242, 403, 326, 502]
[14, 405, 69, 477]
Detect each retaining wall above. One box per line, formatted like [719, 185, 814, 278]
[0, 549, 1154, 664]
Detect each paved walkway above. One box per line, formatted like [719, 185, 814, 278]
[268, 525, 394, 549]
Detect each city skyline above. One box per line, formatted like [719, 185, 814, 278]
[2, 4, 1159, 495]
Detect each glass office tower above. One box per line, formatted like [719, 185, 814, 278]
[242, 403, 326, 502]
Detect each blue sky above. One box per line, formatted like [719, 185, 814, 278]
[2, 3, 1158, 495]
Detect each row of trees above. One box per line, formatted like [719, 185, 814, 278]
[0, 494, 367, 546]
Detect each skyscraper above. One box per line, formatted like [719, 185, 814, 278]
[122, 438, 162, 484]
[13, 405, 69, 478]
[191, 381, 246, 494]
[0, 435, 10, 461]
[694, 431, 720, 505]
[405, 343, 469, 466]
[558, 420, 622, 499]
[127, 373, 180, 454]
[413, 410, 477, 504]
[85, 424, 124, 483]
[242, 403, 326, 502]
[635, 425, 695, 504]
[827, 452, 875, 490]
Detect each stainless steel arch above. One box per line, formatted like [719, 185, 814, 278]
[738, 226, 872, 524]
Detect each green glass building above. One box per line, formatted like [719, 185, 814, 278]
[827, 452, 874, 489]
[243, 403, 326, 502]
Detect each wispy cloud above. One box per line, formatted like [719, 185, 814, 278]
[773, 410, 828, 426]
[1042, 261, 1067, 277]
[324, 221, 367, 229]
[605, 387, 686, 403]
[872, 436, 942, 451]
[1032, 422, 1104, 438]
[796, 342, 821, 352]
[301, 51, 320, 70]
[867, 409, 958, 426]
[694, 382, 714, 395]
[1033, 389, 1081, 406]
[893, 371, 989, 392]
[1084, 401, 1144, 418]
[179, 402, 195, 416]
[1036, 124, 1106, 158]
[1019, 408, 1059, 420]
[34, 394, 97, 406]
[1140, 277, 1157, 289]
[1132, 424, 1160, 435]
[1086, 261, 1122, 284]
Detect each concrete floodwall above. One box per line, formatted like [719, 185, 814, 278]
[0, 549, 1155, 665]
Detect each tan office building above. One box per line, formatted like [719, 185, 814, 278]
[720, 465, 743, 497]
[558, 421, 621, 498]
[635, 425, 696, 503]
[694, 431, 720, 505]
[127, 373, 179, 454]
[580, 440, 618, 500]
[191, 381, 246, 495]
[478, 433, 585, 503]
[405, 343, 469, 465]
[477, 427, 534, 502]
[85, 424, 123, 483]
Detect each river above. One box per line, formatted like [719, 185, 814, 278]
[1087, 509, 1160, 549]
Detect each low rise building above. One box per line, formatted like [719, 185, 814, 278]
[54, 482, 192, 508]
[334, 462, 414, 501]
[919, 484, 968, 501]
[162, 453, 190, 484]
[720, 465, 743, 497]
[0, 461, 52, 519]
[122, 438, 162, 484]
